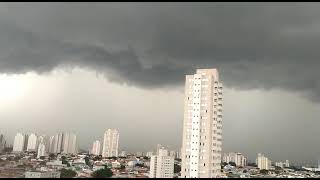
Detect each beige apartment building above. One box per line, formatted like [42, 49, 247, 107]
[181, 69, 223, 178]
[102, 129, 119, 157]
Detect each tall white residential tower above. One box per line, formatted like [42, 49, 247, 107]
[27, 133, 38, 152]
[256, 153, 271, 170]
[13, 133, 26, 152]
[181, 69, 223, 178]
[91, 140, 101, 156]
[102, 129, 119, 157]
[62, 132, 77, 154]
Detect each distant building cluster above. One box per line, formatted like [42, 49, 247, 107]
[275, 160, 290, 168]
[12, 132, 78, 156]
[223, 152, 247, 167]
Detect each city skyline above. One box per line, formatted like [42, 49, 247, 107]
[1, 3, 320, 165]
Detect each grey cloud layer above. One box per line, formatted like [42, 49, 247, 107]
[1, 3, 320, 100]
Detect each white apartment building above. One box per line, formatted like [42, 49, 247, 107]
[256, 153, 271, 170]
[13, 133, 26, 152]
[53, 133, 64, 153]
[285, 160, 290, 168]
[91, 140, 101, 156]
[25, 171, 60, 178]
[37, 143, 46, 158]
[146, 151, 154, 157]
[48, 136, 55, 153]
[275, 160, 290, 168]
[27, 133, 38, 152]
[176, 150, 181, 159]
[62, 132, 77, 154]
[120, 151, 127, 157]
[149, 149, 174, 178]
[169, 150, 176, 158]
[181, 69, 223, 178]
[223, 152, 247, 167]
[156, 144, 164, 155]
[0, 134, 5, 152]
[102, 129, 119, 157]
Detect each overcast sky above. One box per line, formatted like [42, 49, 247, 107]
[1, 2, 320, 165]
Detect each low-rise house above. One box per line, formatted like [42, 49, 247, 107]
[25, 171, 60, 178]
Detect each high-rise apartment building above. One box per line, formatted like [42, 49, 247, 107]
[23, 134, 29, 151]
[62, 132, 77, 154]
[285, 160, 290, 168]
[149, 148, 174, 178]
[146, 151, 154, 157]
[48, 136, 55, 153]
[0, 134, 6, 152]
[13, 133, 26, 152]
[53, 133, 64, 153]
[156, 144, 164, 155]
[181, 69, 223, 178]
[169, 150, 176, 158]
[102, 129, 119, 157]
[275, 160, 290, 168]
[256, 153, 271, 170]
[27, 133, 38, 152]
[223, 152, 247, 167]
[120, 151, 127, 157]
[37, 142, 46, 158]
[91, 140, 101, 156]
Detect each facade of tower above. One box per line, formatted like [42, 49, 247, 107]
[256, 153, 271, 170]
[149, 148, 174, 178]
[181, 69, 223, 178]
[37, 142, 46, 158]
[27, 133, 38, 152]
[62, 132, 77, 154]
[91, 140, 101, 156]
[102, 129, 119, 157]
[13, 133, 26, 152]
[53, 132, 64, 153]
[0, 134, 5, 152]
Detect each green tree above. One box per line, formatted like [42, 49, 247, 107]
[60, 168, 77, 178]
[61, 156, 70, 167]
[222, 162, 228, 167]
[117, 164, 126, 170]
[49, 153, 55, 160]
[275, 166, 282, 171]
[135, 163, 144, 167]
[93, 155, 102, 161]
[260, 169, 269, 174]
[174, 164, 181, 173]
[247, 162, 257, 167]
[91, 167, 113, 178]
[229, 161, 237, 167]
[84, 156, 91, 167]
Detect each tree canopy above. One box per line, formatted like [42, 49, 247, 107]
[91, 167, 113, 178]
[174, 164, 181, 173]
[60, 168, 77, 178]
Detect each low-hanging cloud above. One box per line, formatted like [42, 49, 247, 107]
[1, 3, 320, 101]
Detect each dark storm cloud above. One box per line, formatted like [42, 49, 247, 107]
[1, 3, 320, 99]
